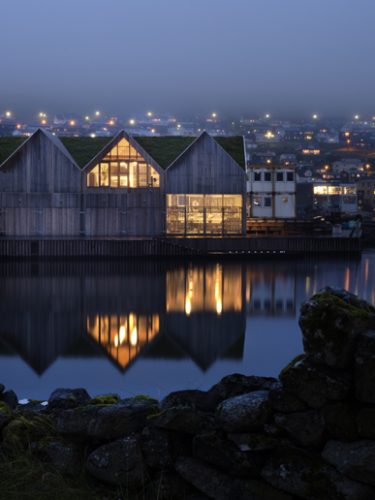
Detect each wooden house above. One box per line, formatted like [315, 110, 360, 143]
[0, 129, 81, 236]
[165, 131, 246, 236]
[0, 129, 246, 238]
[82, 130, 165, 236]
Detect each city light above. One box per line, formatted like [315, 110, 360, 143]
[38, 112, 47, 118]
[265, 113, 271, 119]
[177, 124, 181, 129]
[16, 124, 22, 129]
[41, 119, 47, 125]
[147, 111, 153, 117]
[5, 111, 12, 118]
[129, 119, 136, 126]
[354, 114, 360, 120]
[312, 114, 318, 120]
[95, 110, 101, 117]
[151, 128, 156, 134]
[211, 112, 217, 119]
[90, 133, 96, 138]
[107, 119, 115, 126]
[69, 119, 76, 126]
[85, 116, 90, 121]
[265, 130, 275, 139]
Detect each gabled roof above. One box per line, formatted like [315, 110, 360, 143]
[82, 130, 163, 174]
[0, 129, 80, 170]
[166, 131, 245, 172]
[0, 132, 245, 170]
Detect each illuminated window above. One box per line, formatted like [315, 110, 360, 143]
[87, 313, 159, 370]
[166, 263, 242, 315]
[167, 194, 243, 236]
[86, 137, 160, 189]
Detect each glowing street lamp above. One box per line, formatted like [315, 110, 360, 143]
[85, 115, 90, 121]
[69, 119, 76, 126]
[5, 110, 12, 118]
[211, 112, 217, 119]
[265, 113, 271, 119]
[129, 119, 136, 126]
[147, 111, 153, 117]
[95, 110, 101, 117]
[312, 114, 318, 120]
[354, 114, 360, 120]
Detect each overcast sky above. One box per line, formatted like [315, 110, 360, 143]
[1, 0, 374, 119]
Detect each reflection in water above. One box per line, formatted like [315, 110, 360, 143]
[166, 263, 242, 315]
[0, 252, 375, 398]
[87, 314, 160, 370]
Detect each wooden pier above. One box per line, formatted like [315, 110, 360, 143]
[0, 236, 362, 258]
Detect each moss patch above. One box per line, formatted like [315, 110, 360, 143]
[89, 394, 120, 405]
[279, 354, 305, 379]
[2, 415, 54, 454]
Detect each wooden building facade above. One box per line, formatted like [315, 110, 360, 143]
[0, 129, 246, 238]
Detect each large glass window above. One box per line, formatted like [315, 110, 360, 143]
[87, 137, 160, 189]
[166, 194, 243, 236]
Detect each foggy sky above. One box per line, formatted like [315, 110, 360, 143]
[1, 0, 375, 119]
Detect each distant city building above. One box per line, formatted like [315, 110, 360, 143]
[247, 164, 296, 218]
[357, 179, 375, 211]
[313, 182, 357, 214]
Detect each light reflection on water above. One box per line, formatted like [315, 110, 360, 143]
[0, 252, 374, 400]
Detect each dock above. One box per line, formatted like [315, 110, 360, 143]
[0, 236, 362, 258]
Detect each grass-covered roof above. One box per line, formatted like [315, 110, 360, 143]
[136, 136, 245, 168]
[0, 137, 27, 165]
[60, 137, 112, 168]
[0, 134, 245, 169]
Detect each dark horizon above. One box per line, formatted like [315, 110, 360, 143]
[1, 0, 375, 120]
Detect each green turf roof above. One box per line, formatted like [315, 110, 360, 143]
[0, 134, 245, 169]
[0, 137, 27, 165]
[60, 137, 112, 168]
[136, 135, 245, 169]
[136, 136, 195, 168]
[215, 136, 245, 168]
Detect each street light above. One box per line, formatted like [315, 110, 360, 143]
[5, 111, 12, 118]
[312, 114, 318, 120]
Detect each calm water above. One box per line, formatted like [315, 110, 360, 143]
[0, 252, 374, 401]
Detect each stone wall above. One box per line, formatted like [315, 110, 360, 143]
[1, 287, 375, 499]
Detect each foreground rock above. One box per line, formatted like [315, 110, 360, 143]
[216, 391, 270, 432]
[2, 288, 375, 499]
[176, 456, 292, 500]
[322, 440, 375, 487]
[261, 444, 374, 499]
[86, 437, 145, 487]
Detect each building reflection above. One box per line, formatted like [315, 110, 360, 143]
[164, 262, 246, 370]
[245, 266, 296, 316]
[86, 314, 160, 370]
[0, 256, 374, 375]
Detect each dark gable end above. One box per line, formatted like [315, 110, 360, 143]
[0, 129, 81, 193]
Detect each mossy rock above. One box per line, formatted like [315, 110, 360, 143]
[2, 415, 55, 453]
[300, 288, 375, 369]
[89, 394, 120, 406]
[279, 354, 305, 379]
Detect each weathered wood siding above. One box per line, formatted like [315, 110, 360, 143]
[0, 130, 82, 236]
[82, 191, 165, 237]
[166, 133, 246, 194]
